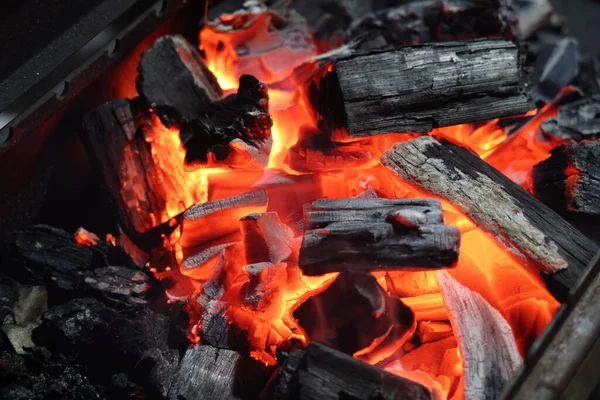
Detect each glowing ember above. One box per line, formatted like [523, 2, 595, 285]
[115, 5, 568, 399]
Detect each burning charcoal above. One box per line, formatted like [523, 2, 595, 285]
[181, 240, 240, 281]
[180, 74, 273, 169]
[201, 310, 247, 350]
[381, 135, 599, 298]
[533, 140, 600, 216]
[531, 38, 579, 103]
[200, 1, 317, 86]
[11, 225, 93, 291]
[286, 133, 379, 172]
[271, 342, 433, 400]
[295, 272, 415, 360]
[541, 95, 600, 140]
[1, 285, 47, 354]
[418, 321, 453, 343]
[84, 266, 151, 308]
[241, 262, 287, 311]
[299, 198, 460, 275]
[437, 271, 522, 400]
[137, 35, 223, 126]
[134, 347, 180, 398]
[241, 213, 295, 264]
[317, 39, 533, 138]
[168, 345, 274, 400]
[180, 190, 268, 248]
[82, 99, 172, 236]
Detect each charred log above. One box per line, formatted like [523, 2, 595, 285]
[167, 345, 273, 400]
[295, 271, 415, 360]
[81, 99, 168, 236]
[533, 140, 600, 215]
[381, 135, 598, 297]
[136, 35, 223, 126]
[438, 271, 522, 400]
[299, 198, 460, 275]
[318, 39, 533, 137]
[541, 95, 600, 141]
[179, 74, 273, 169]
[271, 341, 433, 400]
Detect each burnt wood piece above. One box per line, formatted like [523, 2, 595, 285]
[180, 74, 273, 169]
[167, 345, 273, 400]
[84, 266, 151, 309]
[381, 136, 599, 297]
[319, 39, 533, 137]
[295, 271, 415, 359]
[533, 140, 600, 215]
[501, 252, 600, 400]
[137, 35, 223, 126]
[241, 212, 295, 264]
[180, 240, 239, 281]
[299, 198, 460, 275]
[179, 190, 268, 248]
[82, 98, 168, 236]
[271, 342, 433, 400]
[541, 95, 600, 141]
[12, 225, 93, 291]
[33, 298, 171, 375]
[437, 271, 522, 400]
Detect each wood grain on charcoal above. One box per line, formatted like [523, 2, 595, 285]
[82, 99, 166, 236]
[299, 198, 460, 274]
[381, 136, 598, 297]
[437, 271, 522, 400]
[321, 39, 533, 137]
[533, 140, 600, 215]
[272, 342, 433, 400]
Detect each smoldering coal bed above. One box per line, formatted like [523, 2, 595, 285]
[2, 1, 600, 400]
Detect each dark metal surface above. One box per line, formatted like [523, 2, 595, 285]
[0, 0, 187, 153]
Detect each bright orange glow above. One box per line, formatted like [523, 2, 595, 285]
[113, 6, 568, 399]
[74, 228, 100, 247]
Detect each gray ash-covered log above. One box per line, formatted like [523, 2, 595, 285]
[167, 345, 274, 400]
[541, 95, 600, 141]
[271, 342, 433, 400]
[299, 198, 460, 275]
[533, 140, 600, 215]
[136, 35, 223, 126]
[381, 135, 599, 298]
[437, 271, 522, 400]
[317, 39, 533, 137]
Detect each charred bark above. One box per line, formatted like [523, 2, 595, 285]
[299, 198, 460, 275]
[271, 342, 433, 400]
[381, 135, 598, 298]
[437, 271, 522, 400]
[533, 140, 600, 215]
[81, 99, 168, 236]
[241, 212, 296, 264]
[318, 39, 533, 137]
